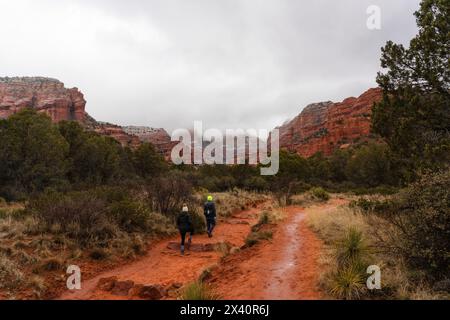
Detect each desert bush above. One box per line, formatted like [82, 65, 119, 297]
[335, 228, 370, 267]
[180, 281, 219, 300]
[257, 211, 270, 225]
[27, 187, 176, 251]
[252, 209, 285, 233]
[306, 201, 445, 299]
[27, 275, 47, 298]
[325, 227, 372, 300]
[145, 171, 193, 215]
[39, 257, 64, 272]
[27, 190, 114, 246]
[108, 200, 151, 232]
[328, 263, 367, 300]
[205, 189, 268, 218]
[309, 187, 330, 202]
[145, 212, 177, 236]
[0, 254, 24, 289]
[372, 170, 450, 279]
[89, 248, 110, 260]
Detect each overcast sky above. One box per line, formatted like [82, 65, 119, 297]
[0, 0, 421, 131]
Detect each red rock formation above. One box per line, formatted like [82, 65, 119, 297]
[0, 77, 86, 122]
[276, 88, 382, 157]
[122, 126, 176, 158]
[93, 123, 141, 149]
[0, 77, 141, 149]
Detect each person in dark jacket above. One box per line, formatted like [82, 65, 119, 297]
[204, 195, 216, 238]
[177, 204, 193, 255]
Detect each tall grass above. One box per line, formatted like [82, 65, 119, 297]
[180, 281, 219, 300]
[306, 204, 444, 300]
[0, 254, 24, 290]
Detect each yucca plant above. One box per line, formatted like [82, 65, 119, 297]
[329, 263, 367, 300]
[335, 227, 370, 267]
[180, 281, 219, 300]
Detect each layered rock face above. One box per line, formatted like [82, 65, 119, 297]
[0, 77, 141, 149]
[0, 77, 86, 122]
[122, 126, 176, 158]
[276, 88, 382, 157]
[1, 77, 383, 158]
[93, 123, 141, 149]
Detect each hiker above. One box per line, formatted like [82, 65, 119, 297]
[204, 195, 216, 238]
[177, 203, 193, 255]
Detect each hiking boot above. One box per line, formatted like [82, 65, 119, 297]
[180, 245, 185, 255]
[187, 237, 192, 250]
[208, 232, 212, 238]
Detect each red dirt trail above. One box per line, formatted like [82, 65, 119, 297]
[207, 206, 324, 299]
[59, 201, 341, 300]
[60, 207, 261, 300]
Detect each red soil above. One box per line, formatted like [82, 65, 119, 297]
[207, 206, 323, 299]
[59, 207, 261, 300]
[59, 202, 332, 300]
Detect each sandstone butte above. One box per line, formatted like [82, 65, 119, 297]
[0, 77, 142, 150]
[276, 87, 383, 157]
[0, 77, 383, 159]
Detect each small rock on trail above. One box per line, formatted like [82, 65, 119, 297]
[111, 280, 134, 296]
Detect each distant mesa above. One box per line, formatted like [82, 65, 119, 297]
[0, 76, 86, 123]
[0, 76, 383, 159]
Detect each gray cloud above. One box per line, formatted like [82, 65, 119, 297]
[0, 0, 420, 131]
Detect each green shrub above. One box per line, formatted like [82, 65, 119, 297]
[335, 228, 370, 267]
[108, 200, 150, 232]
[373, 170, 450, 279]
[326, 227, 371, 300]
[309, 187, 330, 201]
[27, 190, 114, 246]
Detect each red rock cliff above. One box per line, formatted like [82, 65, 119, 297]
[122, 126, 176, 158]
[0, 77, 141, 149]
[276, 88, 382, 157]
[0, 77, 86, 122]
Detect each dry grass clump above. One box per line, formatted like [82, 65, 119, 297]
[195, 189, 269, 218]
[180, 281, 219, 300]
[290, 191, 336, 207]
[244, 230, 273, 247]
[27, 275, 47, 298]
[306, 204, 445, 300]
[0, 254, 24, 290]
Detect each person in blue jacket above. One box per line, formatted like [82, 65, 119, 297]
[204, 195, 216, 238]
